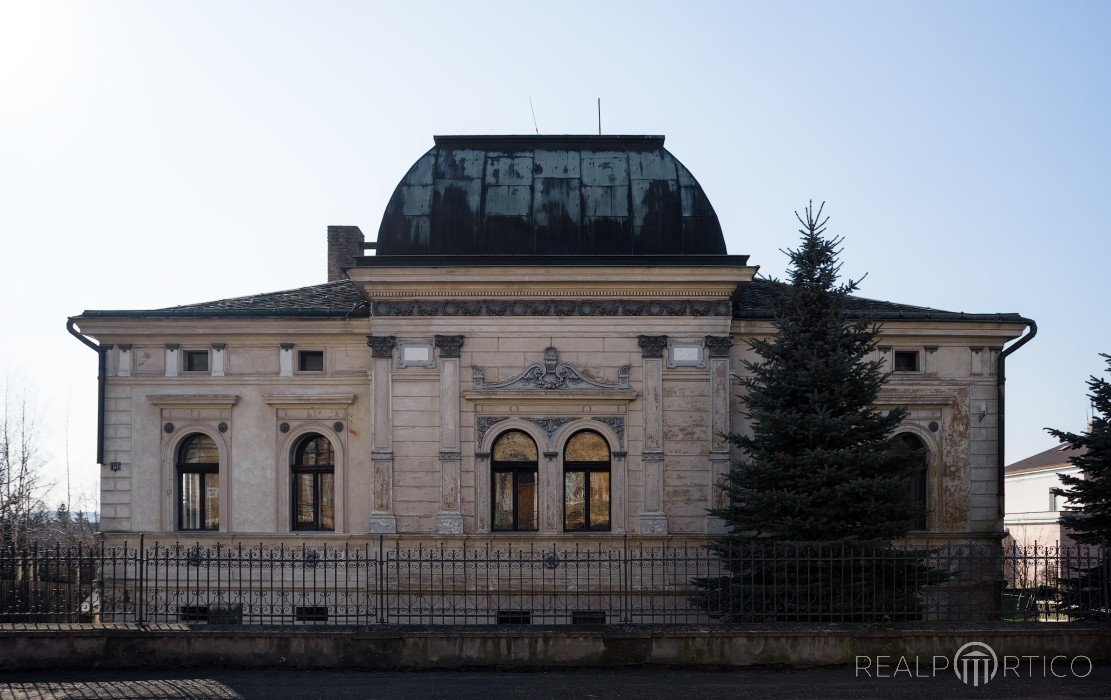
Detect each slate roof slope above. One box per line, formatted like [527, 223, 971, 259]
[77, 280, 368, 319]
[733, 280, 1033, 324]
[76, 278, 1032, 323]
[375, 135, 727, 257]
[1006, 444, 1089, 476]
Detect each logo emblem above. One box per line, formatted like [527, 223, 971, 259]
[954, 642, 998, 686]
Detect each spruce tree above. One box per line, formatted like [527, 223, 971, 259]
[1048, 354, 1111, 620]
[697, 202, 934, 621]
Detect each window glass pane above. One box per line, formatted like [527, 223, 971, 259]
[181, 434, 218, 464]
[180, 472, 201, 530]
[517, 470, 537, 530]
[493, 431, 538, 462]
[297, 435, 334, 466]
[564, 471, 586, 531]
[204, 472, 220, 530]
[493, 471, 514, 530]
[294, 473, 315, 529]
[589, 471, 611, 531]
[320, 473, 335, 531]
[299, 351, 324, 372]
[565, 432, 609, 462]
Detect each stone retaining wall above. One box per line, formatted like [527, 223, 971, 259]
[0, 625, 1106, 670]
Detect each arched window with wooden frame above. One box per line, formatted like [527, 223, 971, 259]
[291, 433, 335, 531]
[891, 432, 929, 531]
[563, 430, 611, 532]
[491, 430, 538, 531]
[177, 433, 220, 531]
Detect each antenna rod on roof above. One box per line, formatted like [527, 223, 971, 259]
[529, 95, 539, 135]
[597, 98, 601, 135]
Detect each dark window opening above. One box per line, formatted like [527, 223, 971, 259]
[497, 610, 531, 625]
[299, 350, 324, 372]
[292, 434, 335, 531]
[570, 610, 606, 625]
[492, 430, 539, 531]
[891, 432, 929, 530]
[177, 434, 219, 531]
[295, 606, 329, 622]
[179, 605, 208, 622]
[894, 351, 919, 372]
[183, 350, 209, 372]
[563, 430, 612, 532]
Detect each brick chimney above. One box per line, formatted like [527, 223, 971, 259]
[327, 226, 364, 282]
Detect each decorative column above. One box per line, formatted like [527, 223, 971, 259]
[541, 450, 560, 534]
[637, 334, 668, 534]
[434, 334, 465, 534]
[211, 343, 226, 377]
[367, 335, 397, 533]
[705, 335, 733, 534]
[164, 344, 179, 377]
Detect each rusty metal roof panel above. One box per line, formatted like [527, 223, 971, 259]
[373, 135, 726, 258]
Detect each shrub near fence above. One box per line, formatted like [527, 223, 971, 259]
[0, 539, 1106, 625]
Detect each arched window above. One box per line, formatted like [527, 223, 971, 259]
[177, 433, 219, 531]
[292, 434, 335, 531]
[563, 430, 611, 532]
[491, 430, 538, 531]
[892, 432, 929, 530]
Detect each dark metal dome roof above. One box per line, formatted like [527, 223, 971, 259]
[375, 135, 726, 256]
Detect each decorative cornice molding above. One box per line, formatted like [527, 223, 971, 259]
[262, 393, 357, 407]
[704, 335, 733, 358]
[366, 335, 397, 357]
[371, 299, 732, 318]
[147, 394, 240, 407]
[638, 335, 668, 358]
[434, 334, 466, 358]
[365, 289, 734, 299]
[473, 347, 630, 391]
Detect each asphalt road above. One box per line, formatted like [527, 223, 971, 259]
[0, 667, 1107, 700]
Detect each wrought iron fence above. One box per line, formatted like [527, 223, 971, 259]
[0, 539, 1106, 625]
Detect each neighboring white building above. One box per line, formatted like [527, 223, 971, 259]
[67, 134, 1035, 550]
[1005, 443, 1087, 548]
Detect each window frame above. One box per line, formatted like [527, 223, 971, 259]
[296, 349, 326, 374]
[892, 431, 929, 531]
[562, 430, 612, 532]
[176, 433, 220, 532]
[182, 349, 211, 373]
[490, 430, 539, 532]
[290, 433, 336, 532]
[892, 350, 921, 373]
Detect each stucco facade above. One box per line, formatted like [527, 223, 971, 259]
[70, 135, 1033, 548]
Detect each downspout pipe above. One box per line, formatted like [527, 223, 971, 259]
[66, 319, 105, 465]
[997, 320, 1037, 520]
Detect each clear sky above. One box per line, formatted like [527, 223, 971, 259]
[1, 1, 1108, 511]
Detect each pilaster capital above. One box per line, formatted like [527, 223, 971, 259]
[637, 335, 668, 359]
[704, 335, 733, 358]
[434, 334, 466, 358]
[366, 335, 397, 357]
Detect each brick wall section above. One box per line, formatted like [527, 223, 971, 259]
[326, 226, 364, 282]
